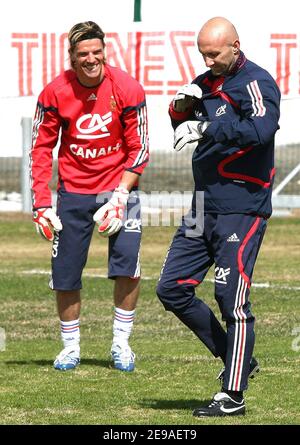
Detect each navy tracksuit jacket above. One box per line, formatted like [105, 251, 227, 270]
[173, 52, 281, 217]
[157, 53, 281, 391]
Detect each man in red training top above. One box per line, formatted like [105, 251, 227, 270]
[30, 21, 149, 372]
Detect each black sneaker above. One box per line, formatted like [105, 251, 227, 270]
[216, 357, 259, 383]
[193, 392, 245, 417]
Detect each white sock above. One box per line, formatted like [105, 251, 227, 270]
[60, 319, 80, 353]
[112, 307, 135, 346]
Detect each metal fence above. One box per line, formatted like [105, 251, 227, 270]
[0, 117, 299, 211]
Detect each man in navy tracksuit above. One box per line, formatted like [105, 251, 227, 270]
[156, 17, 280, 417]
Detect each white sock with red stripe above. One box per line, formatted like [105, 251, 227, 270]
[112, 307, 135, 346]
[60, 319, 80, 353]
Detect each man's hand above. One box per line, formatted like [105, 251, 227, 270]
[173, 84, 202, 112]
[93, 186, 129, 237]
[174, 120, 210, 152]
[33, 208, 63, 242]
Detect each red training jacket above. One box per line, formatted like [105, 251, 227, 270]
[30, 64, 149, 209]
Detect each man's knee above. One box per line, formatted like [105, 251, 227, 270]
[156, 280, 193, 312]
[156, 281, 171, 307]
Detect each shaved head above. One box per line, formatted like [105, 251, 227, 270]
[197, 17, 240, 76]
[198, 17, 239, 47]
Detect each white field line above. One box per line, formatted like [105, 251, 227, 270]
[18, 269, 300, 291]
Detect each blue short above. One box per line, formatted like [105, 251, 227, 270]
[50, 188, 142, 291]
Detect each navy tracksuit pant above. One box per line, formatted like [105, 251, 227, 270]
[156, 213, 267, 391]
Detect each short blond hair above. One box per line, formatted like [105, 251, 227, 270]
[68, 21, 105, 67]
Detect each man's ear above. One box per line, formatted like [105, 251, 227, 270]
[233, 40, 240, 54]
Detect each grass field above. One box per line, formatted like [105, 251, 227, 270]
[0, 212, 299, 426]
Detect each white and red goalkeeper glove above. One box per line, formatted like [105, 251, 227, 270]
[32, 208, 63, 242]
[173, 120, 211, 152]
[173, 83, 202, 112]
[93, 186, 129, 237]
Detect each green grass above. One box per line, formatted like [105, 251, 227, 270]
[0, 213, 300, 425]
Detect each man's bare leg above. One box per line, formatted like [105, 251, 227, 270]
[56, 290, 81, 321]
[114, 276, 140, 310]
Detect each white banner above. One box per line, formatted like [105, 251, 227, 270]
[0, 0, 299, 156]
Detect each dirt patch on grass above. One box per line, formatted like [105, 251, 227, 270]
[0, 212, 31, 222]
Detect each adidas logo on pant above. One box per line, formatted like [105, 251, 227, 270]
[227, 233, 240, 242]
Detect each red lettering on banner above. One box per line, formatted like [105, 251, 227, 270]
[59, 33, 68, 72]
[135, 31, 142, 82]
[11, 31, 298, 97]
[10, 31, 199, 97]
[106, 32, 165, 93]
[41, 33, 68, 88]
[51, 33, 57, 81]
[270, 34, 297, 95]
[106, 31, 195, 95]
[106, 32, 134, 75]
[42, 33, 47, 87]
[12, 32, 68, 96]
[11, 33, 38, 96]
[168, 31, 196, 95]
[142, 32, 164, 94]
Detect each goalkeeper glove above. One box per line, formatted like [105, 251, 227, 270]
[93, 186, 129, 237]
[173, 83, 202, 112]
[173, 120, 210, 152]
[33, 207, 63, 242]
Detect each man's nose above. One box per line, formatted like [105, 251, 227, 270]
[86, 53, 96, 63]
[204, 57, 214, 68]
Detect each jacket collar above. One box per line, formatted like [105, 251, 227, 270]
[228, 51, 247, 75]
